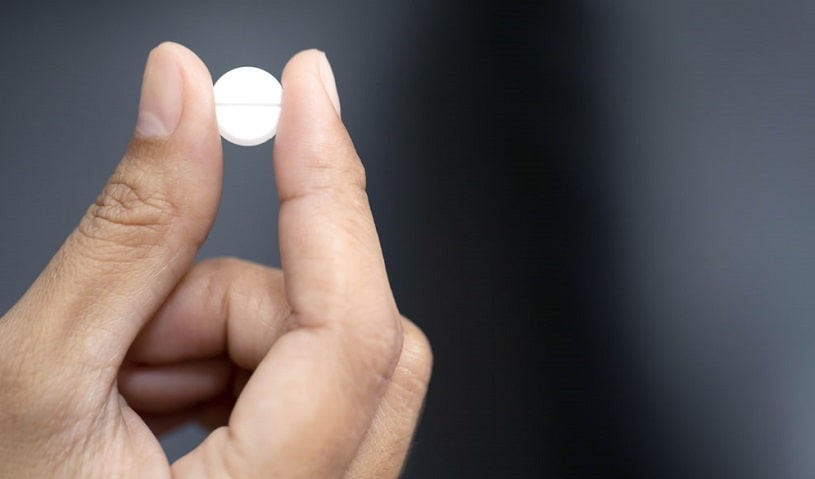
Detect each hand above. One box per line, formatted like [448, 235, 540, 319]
[0, 42, 431, 478]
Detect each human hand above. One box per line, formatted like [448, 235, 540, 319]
[0, 42, 431, 478]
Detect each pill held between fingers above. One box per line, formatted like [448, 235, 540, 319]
[213, 66, 282, 147]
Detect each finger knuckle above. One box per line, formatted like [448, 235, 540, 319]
[359, 310, 405, 380]
[394, 319, 433, 394]
[77, 168, 177, 253]
[345, 154, 367, 193]
[289, 141, 368, 201]
[318, 141, 366, 193]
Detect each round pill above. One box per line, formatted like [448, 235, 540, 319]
[213, 66, 282, 147]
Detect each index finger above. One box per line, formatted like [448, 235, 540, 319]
[172, 50, 404, 478]
[275, 51, 398, 329]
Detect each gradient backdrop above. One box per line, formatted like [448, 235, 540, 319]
[2, 1, 815, 477]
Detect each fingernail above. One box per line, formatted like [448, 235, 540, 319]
[135, 47, 183, 138]
[318, 51, 341, 117]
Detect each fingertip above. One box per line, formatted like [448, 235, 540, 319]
[275, 49, 353, 203]
[135, 41, 217, 143]
[152, 41, 212, 78]
[280, 48, 326, 82]
[317, 51, 341, 116]
[164, 42, 217, 133]
[147, 41, 215, 91]
[280, 49, 340, 117]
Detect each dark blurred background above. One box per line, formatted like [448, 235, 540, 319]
[2, 1, 815, 477]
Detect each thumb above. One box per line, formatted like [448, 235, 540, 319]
[5, 42, 222, 379]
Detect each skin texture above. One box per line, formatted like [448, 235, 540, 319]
[0, 42, 432, 478]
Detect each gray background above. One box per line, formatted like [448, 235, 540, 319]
[3, 1, 815, 477]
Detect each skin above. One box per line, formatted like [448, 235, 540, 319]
[0, 42, 432, 478]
